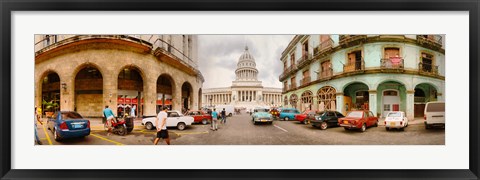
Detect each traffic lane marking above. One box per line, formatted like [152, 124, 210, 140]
[90, 133, 124, 145]
[41, 123, 53, 145]
[273, 125, 289, 132]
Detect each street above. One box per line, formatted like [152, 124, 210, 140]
[36, 112, 445, 145]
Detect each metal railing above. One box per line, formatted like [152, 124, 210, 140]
[320, 68, 333, 79]
[315, 38, 334, 55]
[297, 53, 313, 67]
[418, 62, 439, 75]
[300, 76, 311, 86]
[343, 59, 365, 73]
[380, 57, 404, 69]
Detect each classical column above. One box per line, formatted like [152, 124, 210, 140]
[437, 92, 444, 101]
[336, 92, 345, 115]
[406, 90, 415, 120]
[368, 90, 378, 117]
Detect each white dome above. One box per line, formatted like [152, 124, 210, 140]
[238, 46, 255, 62]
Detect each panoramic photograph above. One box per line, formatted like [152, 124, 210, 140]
[33, 34, 445, 145]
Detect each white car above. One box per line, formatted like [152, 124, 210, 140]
[142, 110, 194, 131]
[424, 101, 445, 129]
[384, 111, 408, 131]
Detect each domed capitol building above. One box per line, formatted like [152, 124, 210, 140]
[202, 46, 282, 109]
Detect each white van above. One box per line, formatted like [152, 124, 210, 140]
[424, 101, 445, 129]
[216, 105, 234, 117]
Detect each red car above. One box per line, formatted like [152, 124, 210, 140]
[338, 110, 379, 132]
[295, 110, 316, 124]
[269, 108, 280, 119]
[186, 110, 212, 125]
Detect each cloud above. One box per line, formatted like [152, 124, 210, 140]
[198, 35, 293, 89]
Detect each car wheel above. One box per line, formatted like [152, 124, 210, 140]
[201, 119, 208, 125]
[312, 124, 318, 128]
[118, 125, 127, 136]
[177, 122, 186, 131]
[253, 121, 257, 125]
[344, 127, 349, 131]
[360, 123, 367, 132]
[145, 122, 154, 130]
[284, 117, 289, 121]
[374, 121, 378, 127]
[425, 124, 430, 129]
[385, 127, 390, 131]
[54, 129, 62, 142]
[320, 122, 328, 130]
[228, 113, 232, 117]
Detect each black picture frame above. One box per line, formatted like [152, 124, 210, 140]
[1, 0, 478, 179]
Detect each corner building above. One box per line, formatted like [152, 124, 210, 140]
[279, 35, 445, 119]
[35, 35, 204, 117]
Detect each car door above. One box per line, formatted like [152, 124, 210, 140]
[324, 111, 335, 124]
[368, 111, 376, 126]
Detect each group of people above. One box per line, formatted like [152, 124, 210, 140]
[210, 108, 227, 131]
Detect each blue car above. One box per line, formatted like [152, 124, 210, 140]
[279, 108, 300, 121]
[47, 111, 90, 141]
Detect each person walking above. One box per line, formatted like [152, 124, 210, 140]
[221, 108, 226, 124]
[34, 106, 43, 145]
[102, 105, 115, 136]
[211, 108, 219, 131]
[130, 105, 136, 118]
[154, 106, 170, 145]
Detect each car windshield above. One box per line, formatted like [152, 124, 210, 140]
[346, 111, 363, 118]
[62, 112, 83, 120]
[387, 112, 402, 117]
[426, 103, 445, 112]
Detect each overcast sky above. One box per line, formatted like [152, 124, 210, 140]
[198, 35, 294, 89]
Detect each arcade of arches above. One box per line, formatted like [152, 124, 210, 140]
[283, 81, 441, 119]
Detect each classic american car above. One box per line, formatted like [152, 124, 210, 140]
[252, 108, 273, 125]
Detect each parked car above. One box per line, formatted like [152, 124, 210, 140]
[338, 110, 378, 132]
[269, 108, 280, 119]
[47, 111, 90, 141]
[385, 111, 408, 131]
[142, 110, 194, 130]
[309, 111, 345, 130]
[279, 108, 300, 121]
[424, 101, 445, 129]
[186, 110, 212, 125]
[252, 108, 273, 125]
[295, 110, 316, 124]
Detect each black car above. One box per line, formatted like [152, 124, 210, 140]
[307, 111, 345, 130]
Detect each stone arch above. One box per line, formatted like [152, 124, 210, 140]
[117, 65, 145, 117]
[71, 62, 105, 83]
[74, 64, 104, 117]
[374, 78, 410, 90]
[181, 81, 194, 113]
[413, 82, 439, 117]
[289, 94, 299, 109]
[38, 69, 62, 117]
[300, 90, 313, 111]
[341, 80, 371, 92]
[198, 88, 202, 110]
[343, 82, 370, 111]
[156, 73, 176, 113]
[317, 86, 337, 111]
[377, 80, 408, 117]
[117, 64, 147, 83]
[413, 81, 440, 93]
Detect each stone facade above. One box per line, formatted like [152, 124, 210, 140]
[35, 35, 204, 117]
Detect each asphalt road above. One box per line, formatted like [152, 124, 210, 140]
[35, 113, 445, 145]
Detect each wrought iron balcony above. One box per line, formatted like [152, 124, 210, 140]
[416, 35, 443, 49]
[319, 68, 333, 80]
[343, 59, 365, 73]
[279, 64, 298, 81]
[297, 54, 313, 68]
[380, 57, 404, 70]
[339, 35, 367, 46]
[300, 76, 311, 86]
[314, 38, 334, 56]
[418, 62, 439, 75]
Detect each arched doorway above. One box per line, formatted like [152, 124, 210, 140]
[343, 82, 369, 113]
[157, 74, 174, 113]
[284, 96, 288, 107]
[41, 71, 60, 117]
[182, 82, 193, 113]
[118, 67, 143, 118]
[414, 83, 438, 117]
[198, 88, 202, 110]
[317, 86, 336, 112]
[377, 81, 407, 117]
[75, 66, 103, 117]
[289, 94, 298, 109]
[300, 91, 313, 112]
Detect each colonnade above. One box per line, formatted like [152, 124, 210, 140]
[204, 93, 232, 105]
[237, 69, 257, 80]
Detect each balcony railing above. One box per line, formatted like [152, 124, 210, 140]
[416, 35, 443, 50]
[319, 68, 333, 79]
[380, 57, 404, 70]
[339, 35, 367, 46]
[343, 60, 365, 73]
[297, 54, 313, 68]
[418, 62, 439, 75]
[300, 76, 311, 86]
[314, 38, 334, 55]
